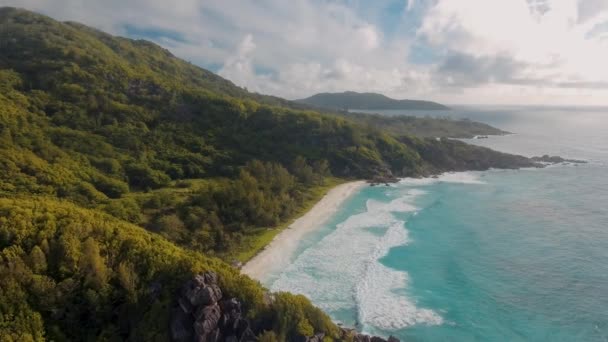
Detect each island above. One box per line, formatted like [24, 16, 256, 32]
[296, 91, 450, 110]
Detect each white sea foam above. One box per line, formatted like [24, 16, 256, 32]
[354, 222, 443, 331]
[399, 171, 486, 186]
[270, 187, 443, 332]
[438, 172, 486, 184]
[366, 197, 418, 214]
[407, 189, 428, 196]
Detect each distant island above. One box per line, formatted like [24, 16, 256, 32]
[297, 91, 450, 110]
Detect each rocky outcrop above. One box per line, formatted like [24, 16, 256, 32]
[531, 155, 587, 164]
[172, 273, 401, 342]
[170, 272, 256, 342]
[368, 170, 400, 186]
[355, 334, 400, 342]
[368, 176, 399, 186]
[340, 328, 400, 342]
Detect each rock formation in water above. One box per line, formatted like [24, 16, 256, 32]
[531, 155, 587, 164]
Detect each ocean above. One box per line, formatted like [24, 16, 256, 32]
[263, 106, 608, 341]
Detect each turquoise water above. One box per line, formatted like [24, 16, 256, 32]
[266, 106, 608, 341]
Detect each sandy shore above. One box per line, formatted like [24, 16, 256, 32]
[241, 180, 366, 281]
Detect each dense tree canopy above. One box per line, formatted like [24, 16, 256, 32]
[0, 198, 339, 341]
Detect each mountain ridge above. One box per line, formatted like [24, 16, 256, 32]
[297, 91, 450, 110]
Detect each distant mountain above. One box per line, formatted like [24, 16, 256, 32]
[297, 91, 450, 110]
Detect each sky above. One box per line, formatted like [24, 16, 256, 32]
[3, 0, 608, 105]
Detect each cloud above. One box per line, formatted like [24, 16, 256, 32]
[578, 0, 608, 23]
[2, 0, 608, 104]
[217, 34, 257, 87]
[406, 0, 416, 12]
[436, 52, 532, 87]
[417, 0, 608, 102]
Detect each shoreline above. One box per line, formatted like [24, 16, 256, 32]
[241, 180, 366, 281]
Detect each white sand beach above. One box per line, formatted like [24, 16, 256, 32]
[241, 180, 366, 282]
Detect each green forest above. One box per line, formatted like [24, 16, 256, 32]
[0, 7, 537, 341]
[337, 112, 507, 139]
[296, 91, 450, 110]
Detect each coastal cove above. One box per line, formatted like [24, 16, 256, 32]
[257, 165, 608, 341]
[254, 106, 608, 341]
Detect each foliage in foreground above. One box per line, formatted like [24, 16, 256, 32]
[0, 197, 339, 341]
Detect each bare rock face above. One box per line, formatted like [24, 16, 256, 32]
[170, 272, 255, 342]
[341, 328, 400, 342]
[352, 335, 400, 342]
[305, 333, 326, 342]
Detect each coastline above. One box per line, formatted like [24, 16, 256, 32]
[241, 180, 366, 281]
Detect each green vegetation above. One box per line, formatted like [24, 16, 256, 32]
[297, 91, 450, 110]
[340, 112, 508, 138]
[0, 197, 339, 341]
[399, 136, 534, 174]
[296, 92, 507, 138]
[0, 7, 537, 340]
[0, 7, 423, 255]
[233, 177, 345, 262]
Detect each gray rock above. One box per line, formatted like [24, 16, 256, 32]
[306, 333, 325, 342]
[183, 282, 222, 308]
[194, 304, 221, 333]
[203, 271, 218, 285]
[353, 335, 372, 342]
[172, 274, 257, 342]
[198, 284, 223, 306]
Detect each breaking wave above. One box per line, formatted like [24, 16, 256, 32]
[270, 188, 443, 333]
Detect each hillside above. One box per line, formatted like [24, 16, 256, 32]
[342, 112, 508, 138]
[297, 91, 450, 110]
[0, 7, 537, 340]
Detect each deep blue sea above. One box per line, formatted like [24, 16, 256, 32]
[265, 106, 608, 341]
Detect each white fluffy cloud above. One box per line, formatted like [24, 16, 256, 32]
[2, 0, 608, 104]
[419, 0, 608, 103]
[422, 1, 608, 77]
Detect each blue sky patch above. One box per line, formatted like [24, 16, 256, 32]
[123, 24, 188, 43]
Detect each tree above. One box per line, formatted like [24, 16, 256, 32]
[79, 237, 108, 290]
[291, 156, 314, 185]
[117, 261, 138, 303]
[28, 246, 47, 274]
[312, 159, 331, 184]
